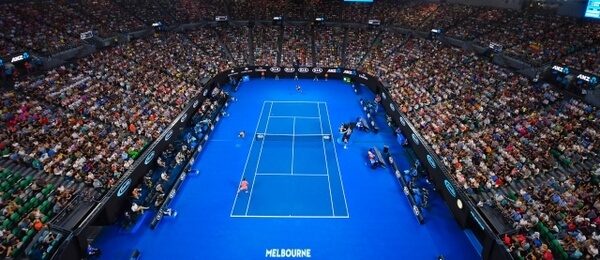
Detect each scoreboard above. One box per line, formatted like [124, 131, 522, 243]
[585, 0, 600, 19]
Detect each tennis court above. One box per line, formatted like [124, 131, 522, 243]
[230, 101, 349, 218]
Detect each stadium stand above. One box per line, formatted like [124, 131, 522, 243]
[0, 0, 599, 259]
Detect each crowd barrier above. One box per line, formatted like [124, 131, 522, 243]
[48, 66, 512, 260]
[149, 94, 229, 229]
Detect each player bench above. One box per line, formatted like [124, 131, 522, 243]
[359, 99, 379, 134]
[371, 147, 386, 168]
[357, 117, 371, 132]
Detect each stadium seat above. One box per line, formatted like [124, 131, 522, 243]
[2, 219, 12, 229]
[10, 213, 20, 222]
[0, 181, 9, 191]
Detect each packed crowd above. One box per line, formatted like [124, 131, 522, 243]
[340, 3, 372, 24]
[73, 0, 146, 37]
[417, 4, 476, 33]
[344, 28, 379, 69]
[359, 31, 406, 77]
[0, 2, 84, 56]
[281, 26, 312, 67]
[215, 26, 251, 67]
[361, 37, 600, 259]
[314, 27, 344, 68]
[253, 25, 280, 67]
[2, 31, 231, 198]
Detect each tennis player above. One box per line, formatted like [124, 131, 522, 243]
[238, 178, 249, 194]
[238, 131, 245, 138]
[296, 84, 302, 93]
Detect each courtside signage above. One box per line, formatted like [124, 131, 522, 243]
[270, 67, 281, 73]
[284, 67, 295, 73]
[192, 100, 199, 108]
[312, 67, 323, 74]
[298, 67, 309, 73]
[144, 151, 156, 165]
[180, 113, 188, 123]
[327, 68, 337, 74]
[411, 133, 419, 145]
[444, 179, 456, 197]
[426, 154, 436, 168]
[266, 249, 311, 258]
[117, 178, 132, 197]
[471, 211, 485, 230]
[399, 117, 406, 126]
[359, 73, 368, 80]
[10, 52, 29, 63]
[164, 130, 174, 141]
[202, 89, 209, 97]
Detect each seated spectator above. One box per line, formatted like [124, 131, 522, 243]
[30, 178, 46, 192]
[131, 188, 142, 200]
[155, 183, 165, 194]
[131, 203, 149, 214]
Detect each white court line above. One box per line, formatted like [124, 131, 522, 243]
[268, 116, 321, 119]
[244, 102, 274, 216]
[291, 117, 296, 175]
[266, 100, 325, 104]
[231, 215, 349, 219]
[318, 103, 336, 216]
[230, 101, 267, 217]
[255, 133, 327, 137]
[324, 103, 350, 217]
[255, 173, 329, 177]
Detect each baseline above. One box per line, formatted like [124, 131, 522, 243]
[230, 215, 349, 219]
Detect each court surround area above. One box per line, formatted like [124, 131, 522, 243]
[93, 79, 480, 260]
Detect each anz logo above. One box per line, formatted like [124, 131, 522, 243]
[411, 133, 419, 145]
[298, 67, 309, 73]
[270, 67, 281, 73]
[10, 52, 29, 63]
[426, 155, 436, 169]
[117, 178, 132, 197]
[399, 117, 406, 126]
[180, 113, 188, 123]
[164, 130, 174, 141]
[444, 179, 457, 197]
[552, 65, 569, 74]
[312, 67, 323, 74]
[144, 151, 156, 165]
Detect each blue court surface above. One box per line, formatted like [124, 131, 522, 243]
[230, 101, 348, 218]
[93, 79, 480, 260]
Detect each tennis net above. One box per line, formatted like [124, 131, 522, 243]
[254, 133, 332, 142]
